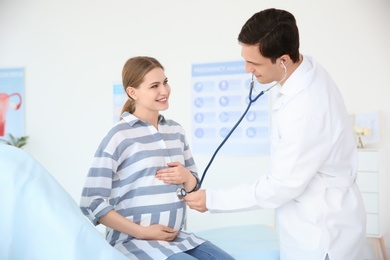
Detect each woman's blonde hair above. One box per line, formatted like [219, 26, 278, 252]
[120, 56, 164, 117]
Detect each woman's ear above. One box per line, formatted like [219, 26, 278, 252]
[126, 86, 137, 100]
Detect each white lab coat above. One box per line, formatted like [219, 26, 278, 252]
[206, 56, 366, 260]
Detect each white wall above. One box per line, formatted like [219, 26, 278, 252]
[1, 0, 389, 258]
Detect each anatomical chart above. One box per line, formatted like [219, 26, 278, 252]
[0, 68, 25, 138]
[191, 61, 271, 156]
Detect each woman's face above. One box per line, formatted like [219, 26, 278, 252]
[128, 67, 171, 116]
[241, 44, 284, 85]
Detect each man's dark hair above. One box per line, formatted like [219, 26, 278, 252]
[238, 8, 300, 63]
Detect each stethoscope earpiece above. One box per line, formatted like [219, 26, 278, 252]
[281, 60, 286, 69]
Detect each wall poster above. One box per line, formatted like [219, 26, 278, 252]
[191, 61, 271, 156]
[0, 68, 25, 138]
[113, 82, 126, 123]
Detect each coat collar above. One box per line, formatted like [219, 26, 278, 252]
[272, 56, 315, 111]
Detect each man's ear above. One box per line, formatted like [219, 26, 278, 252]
[126, 86, 137, 100]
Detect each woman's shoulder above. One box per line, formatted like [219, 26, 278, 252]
[159, 114, 182, 127]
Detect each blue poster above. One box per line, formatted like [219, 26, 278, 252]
[0, 68, 25, 138]
[113, 83, 127, 123]
[191, 61, 271, 155]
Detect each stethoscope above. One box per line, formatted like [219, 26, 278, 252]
[177, 61, 287, 199]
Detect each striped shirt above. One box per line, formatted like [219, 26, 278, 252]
[80, 112, 205, 259]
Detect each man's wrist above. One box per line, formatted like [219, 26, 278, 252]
[188, 176, 199, 193]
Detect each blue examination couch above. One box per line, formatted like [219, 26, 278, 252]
[0, 145, 127, 260]
[0, 145, 280, 260]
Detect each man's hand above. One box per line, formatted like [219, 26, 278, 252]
[184, 189, 208, 212]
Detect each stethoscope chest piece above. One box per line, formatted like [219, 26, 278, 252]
[176, 187, 187, 199]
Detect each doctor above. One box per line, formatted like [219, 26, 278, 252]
[185, 8, 366, 260]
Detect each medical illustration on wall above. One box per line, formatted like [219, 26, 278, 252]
[0, 68, 25, 138]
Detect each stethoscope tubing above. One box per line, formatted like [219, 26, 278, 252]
[176, 81, 265, 198]
[199, 66, 287, 188]
[199, 80, 264, 187]
[179, 65, 287, 198]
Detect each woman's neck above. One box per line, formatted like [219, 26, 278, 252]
[133, 111, 159, 129]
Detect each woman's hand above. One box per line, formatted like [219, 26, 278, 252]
[138, 224, 178, 241]
[155, 162, 189, 184]
[155, 162, 198, 192]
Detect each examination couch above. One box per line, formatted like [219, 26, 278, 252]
[0, 145, 127, 260]
[196, 224, 279, 259]
[0, 145, 280, 260]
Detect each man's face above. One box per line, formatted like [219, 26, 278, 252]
[241, 44, 281, 85]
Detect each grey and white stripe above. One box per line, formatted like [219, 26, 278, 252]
[80, 113, 204, 259]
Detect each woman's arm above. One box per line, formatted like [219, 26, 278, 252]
[99, 210, 178, 241]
